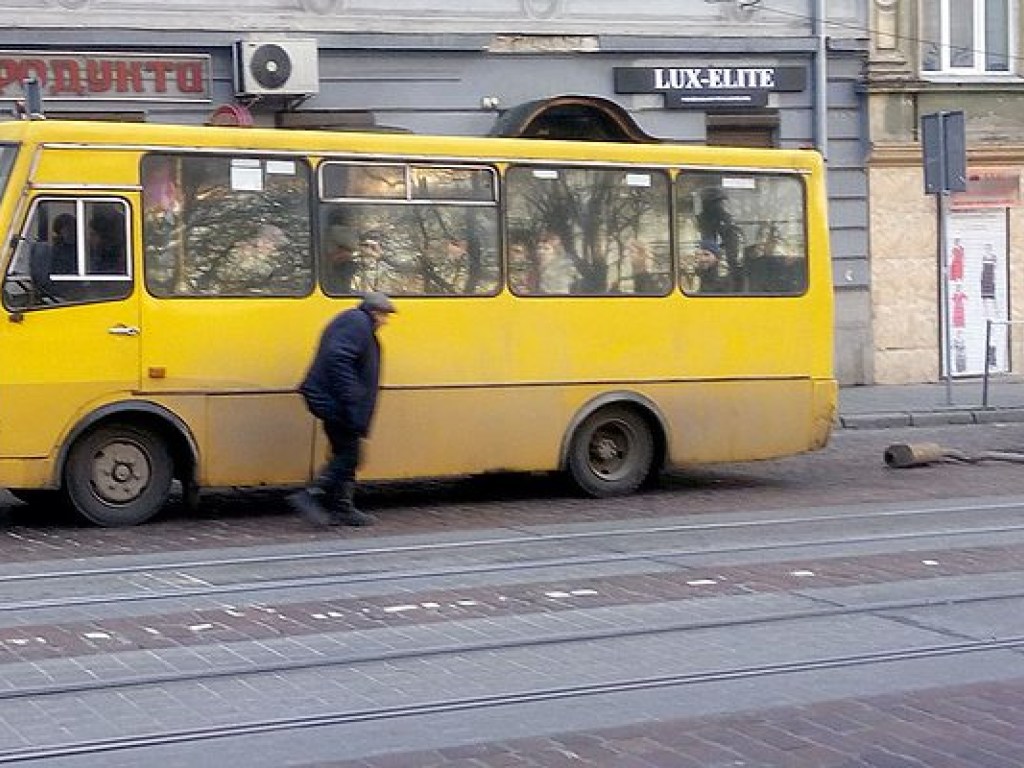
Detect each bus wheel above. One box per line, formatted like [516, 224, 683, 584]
[64, 424, 173, 527]
[568, 406, 653, 497]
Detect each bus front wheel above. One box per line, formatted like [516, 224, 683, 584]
[568, 406, 653, 497]
[64, 424, 173, 527]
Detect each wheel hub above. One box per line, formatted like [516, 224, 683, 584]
[589, 424, 631, 478]
[594, 436, 621, 462]
[91, 441, 151, 504]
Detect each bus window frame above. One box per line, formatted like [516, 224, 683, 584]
[319, 160, 499, 205]
[140, 152, 316, 300]
[317, 159, 502, 299]
[675, 169, 810, 299]
[505, 162, 674, 299]
[2, 194, 133, 311]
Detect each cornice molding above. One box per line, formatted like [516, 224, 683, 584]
[870, 142, 1024, 167]
[2, 0, 867, 36]
[868, 79, 1024, 94]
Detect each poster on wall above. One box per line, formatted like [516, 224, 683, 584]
[943, 208, 1008, 377]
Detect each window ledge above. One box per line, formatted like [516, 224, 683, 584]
[919, 73, 1022, 85]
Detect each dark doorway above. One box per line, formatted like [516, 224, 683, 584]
[705, 113, 779, 148]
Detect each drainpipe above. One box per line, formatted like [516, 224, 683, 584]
[814, 0, 828, 159]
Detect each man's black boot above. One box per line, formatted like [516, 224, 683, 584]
[330, 482, 376, 526]
[287, 487, 333, 527]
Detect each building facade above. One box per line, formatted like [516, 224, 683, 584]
[0, 0, 870, 383]
[867, 0, 1024, 383]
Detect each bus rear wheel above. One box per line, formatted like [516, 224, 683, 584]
[64, 424, 173, 527]
[568, 406, 653, 497]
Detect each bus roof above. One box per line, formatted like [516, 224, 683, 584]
[0, 118, 823, 172]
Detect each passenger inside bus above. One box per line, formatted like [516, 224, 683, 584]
[24, 213, 78, 305]
[322, 224, 362, 294]
[87, 207, 127, 275]
[744, 222, 802, 293]
[535, 232, 576, 294]
[49, 214, 77, 275]
[622, 238, 669, 294]
[697, 187, 742, 291]
[681, 239, 731, 294]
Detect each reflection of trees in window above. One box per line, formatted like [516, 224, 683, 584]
[142, 155, 312, 297]
[506, 166, 669, 295]
[319, 162, 499, 297]
[340, 204, 498, 296]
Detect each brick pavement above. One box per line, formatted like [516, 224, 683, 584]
[0, 540, 1021, 664]
[0, 426, 1022, 764]
[0, 421, 1021, 566]
[303, 678, 1024, 767]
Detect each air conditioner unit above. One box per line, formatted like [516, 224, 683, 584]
[233, 38, 320, 97]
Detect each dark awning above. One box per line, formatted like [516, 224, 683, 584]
[489, 95, 659, 143]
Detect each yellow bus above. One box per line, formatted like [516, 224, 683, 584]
[0, 119, 835, 526]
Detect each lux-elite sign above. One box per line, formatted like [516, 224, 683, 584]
[0, 52, 211, 101]
[650, 67, 779, 90]
[614, 65, 806, 109]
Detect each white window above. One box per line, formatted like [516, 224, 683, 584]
[921, 0, 1013, 75]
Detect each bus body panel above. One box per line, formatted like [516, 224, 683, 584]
[359, 378, 829, 482]
[33, 147, 142, 189]
[0, 458, 51, 488]
[0, 300, 139, 458]
[203, 393, 315, 486]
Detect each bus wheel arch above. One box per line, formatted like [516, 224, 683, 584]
[57, 403, 198, 526]
[562, 394, 667, 497]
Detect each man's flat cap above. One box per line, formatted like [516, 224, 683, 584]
[360, 291, 397, 313]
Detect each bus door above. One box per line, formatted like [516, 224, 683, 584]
[0, 195, 139, 463]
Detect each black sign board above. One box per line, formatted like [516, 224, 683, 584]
[614, 65, 806, 110]
[921, 111, 967, 194]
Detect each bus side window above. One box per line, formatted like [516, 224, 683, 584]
[676, 172, 807, 297]
[506, 165, 671, 297]
[78, 200, 132, 302]
[86, 203, 127, 276]
[318, 162, 499, 297]
[1, 198, 133, 310]
[143, 154, 312, 298]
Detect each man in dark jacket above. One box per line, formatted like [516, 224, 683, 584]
[289, 291, 396, 526]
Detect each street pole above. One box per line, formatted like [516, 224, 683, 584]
[922, 110, 965, 408]
[938, 183, 953, 406]
[813, 0, 828, 160]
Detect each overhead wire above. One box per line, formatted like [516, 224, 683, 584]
[752, 2, 1023, 68]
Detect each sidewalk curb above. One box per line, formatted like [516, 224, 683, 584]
[838, 406, 1024, 430]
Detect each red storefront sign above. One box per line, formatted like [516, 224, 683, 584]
[0, 52, 211, 101]
[951, 168, 1022, 210]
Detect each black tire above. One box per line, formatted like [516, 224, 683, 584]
[63, 424, 173, 527]
[567, 406, 654, 497]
